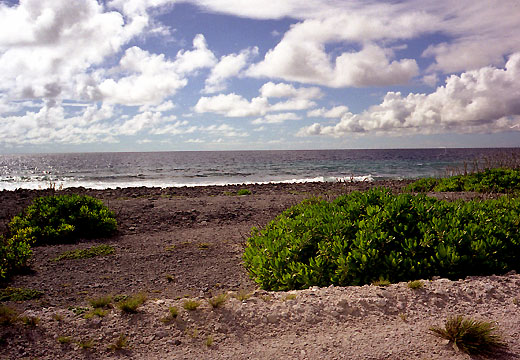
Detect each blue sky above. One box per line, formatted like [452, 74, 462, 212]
[1, 0, 520, 153]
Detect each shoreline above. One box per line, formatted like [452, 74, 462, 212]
[2, 179, 518, 359]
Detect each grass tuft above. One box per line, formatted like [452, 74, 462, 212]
[0, 305, 18, 326]
[407, 280, 424, 289]
[108, 334, 128, 351]
[84, 307, 108, 319]
[88, 294, 112, 308]
[208, 293, 227, 308]
[234, 289, 252, 301]
[372, 279, 391, 287]
[20, 315, 39, 327]
[183, 299, 201, 311]
[0, 287, 43, 301]
[237, 189, 252, 196]
[57, 336, 73, 344]
[77, 338, 95, 350]
[430, 315, 508, 356]
[117, 293, 146, 314]
[52, 244, 114, 261]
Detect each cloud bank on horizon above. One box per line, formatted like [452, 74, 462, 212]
[0, 0, 519, 152]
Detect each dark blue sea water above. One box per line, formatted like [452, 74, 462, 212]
[0, 148, 518, 190]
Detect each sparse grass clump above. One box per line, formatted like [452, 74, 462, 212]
[407, 280, 424, 289]
[117, 293, 146, 314]
[372, 279, 391, 287]
[88, 294, 113, 309]
[430, 315, 507, 356]
[84, 308, 108, 319]
[0, 287, 43, 301]
[197, 243, 210, 250]
[161, 306, 179, 324]
[183, 299, 201, 311]
[234, 289, 252, 301]
[20, 315, 39, 327]
[0, 305, 18, 325]
[77, 338, 95, 350]
[208, 294, 227, 308]
[284, 294, 297, 301]
[53, 244, 114, 261]
[205, 335, 214, 347]
[108, 334, 128, 351]
[57, 336, 73, 344]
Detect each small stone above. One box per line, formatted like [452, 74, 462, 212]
[173, 339, 182, 346]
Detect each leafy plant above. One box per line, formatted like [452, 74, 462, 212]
[183, 299, 201, 311]
[244, 188, 520, 290]
[77, 338, 95, 350]
[205, 335, 214, 347]
[117, 293, 146, 313]
[430, 315, 507, 356]
[237, 189, 252, 196]
[283, 294, 297, 301]
[372, 279, 391, 287]
[8, 194, 117, 246]
[407, 168, 520, 193]
[0, 231, 34, 280]
[53, 244, 114, 261]
[68, 306, 89, 316]
[0, 287, 43, 301]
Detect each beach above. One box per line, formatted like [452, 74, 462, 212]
[1, 180, 519, 359]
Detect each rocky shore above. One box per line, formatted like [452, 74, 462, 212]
[1, 180, 519, 359]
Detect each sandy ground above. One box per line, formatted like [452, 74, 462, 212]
[0, 181, 519, 359]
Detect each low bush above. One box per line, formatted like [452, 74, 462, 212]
[0, 287, 43, 302]
[1, 194, 117, 281]
[117, 293, 146, 314]
[243, 188, 520, 290]
[407, 168, 520, 193]
[8, 194, 117, 246]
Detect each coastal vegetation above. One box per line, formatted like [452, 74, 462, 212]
[0, 194, 117, 280]
[406, 168, 520, 193]
[430, 315, 507, 356]
[244, 188, 520, 291]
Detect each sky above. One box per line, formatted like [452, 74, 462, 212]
[1, 0, 520, 153]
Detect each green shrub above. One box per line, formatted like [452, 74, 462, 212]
[0, 230, 34, 280]
[407, 168, 520, 193]
[237, 189, 252, 196]
[183, 299, 201, 311]
[8, 194, 117, 246]
[430, 315, 507, 356]
[243, 188, 520, 290]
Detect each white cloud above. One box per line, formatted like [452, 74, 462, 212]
[98, 47, 187, 106]
[139, 100, 175, 113]
[259, 82, 322, 99]
[98, 34, 216, 105]
[298, 53, 520, 136]
[248, 42, 419, 88]
[307, 106, 349, 118]
[252, 112, 301, 125]
[0, 0, 143, 102]
[200, 123, 248, 137]
[203, 47, 258, 93]
[194, 93, 269, 117]
[173, 34, 217, 74]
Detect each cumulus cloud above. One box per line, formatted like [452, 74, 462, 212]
[307, 106, 350, 118]
[0, 0, 147, 103]
[252, 113, 301, 125]
[298, 53, 520, 136]
[194, 93, 269, 117]
[195, 82, 322, 117]
[203, 47, 258, 93]
[98, 35, 216, 105]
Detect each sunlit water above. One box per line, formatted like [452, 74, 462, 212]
[1, 148, 518, 190]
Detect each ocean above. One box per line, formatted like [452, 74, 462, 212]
[0, 148, 518, 191]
